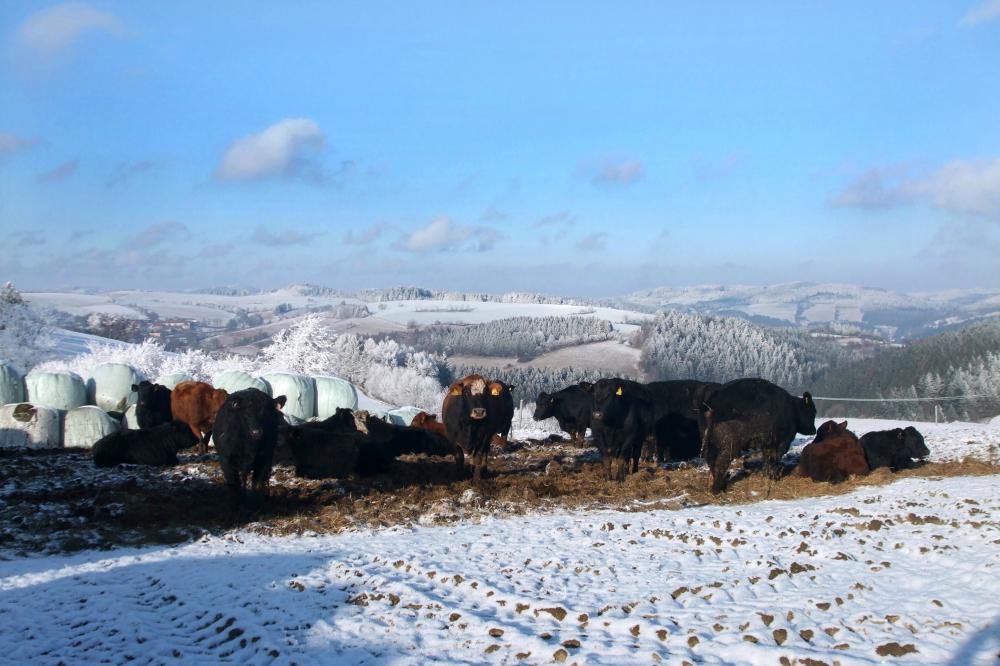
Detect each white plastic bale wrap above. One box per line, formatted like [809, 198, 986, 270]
[314, 375, 359, 419]
[87, 363, 142, 411]
[122, 404, 139, 430]
[213, 370, 270, 395]
[386, 406, 424, 427]
[0, 403, 63, 449]
[155, 373, 193, 390]
[260, 372, 316, 421]
[25, 371, 87, 411]
[64, 406, 121, 448]
[0, 361, 25, 405]
[283, 412, 306, 427]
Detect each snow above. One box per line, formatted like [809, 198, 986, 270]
[0, 474, 996, 664]
[366, 299, 652, 333]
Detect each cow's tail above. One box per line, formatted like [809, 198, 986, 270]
[699, 406, 714, 460]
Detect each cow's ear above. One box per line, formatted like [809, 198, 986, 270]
[229, 397, 241, 409]
[897, 430, 904, 440]
[449, 385, 462, 396]
[131, 384, 139, 392]
[507, 383, 516, 391]
[274, 395, 287, 410]
[803, 392, 812, 405]
[615, 386, 623, 396]
[582, 383, 594, 393]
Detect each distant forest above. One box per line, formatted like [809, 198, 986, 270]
[414, 316, 615, 361]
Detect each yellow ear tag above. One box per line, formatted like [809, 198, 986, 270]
[490, 387, 501, 396]
[449, 387, 461, 396]
[615, 387, 623, 396]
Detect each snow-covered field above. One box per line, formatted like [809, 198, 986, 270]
[0, 474, 997, 664]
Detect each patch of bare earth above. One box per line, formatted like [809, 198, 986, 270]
[1, 441, 996, 557]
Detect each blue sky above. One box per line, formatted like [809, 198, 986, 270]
[1, 1, 998, 295]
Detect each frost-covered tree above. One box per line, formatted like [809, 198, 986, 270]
[0, 282, 51, 372]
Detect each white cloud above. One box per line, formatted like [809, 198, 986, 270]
[36, 159, 78, 183]
[579, 157, 645, 187]
[215, 118, 326, 182]
[251, 226, 324, 246]
[344, 223, 388, 246]
[0, 133, 39, 159]
[533, 211, 576, 228]
[832, 158, 1000, 218]
[15, 2, 124, 57]
[576, 232, 608, 252]
[132, 222, 190, 249]
[961, 0, 1000, 27]
[396, 216, 500, 253]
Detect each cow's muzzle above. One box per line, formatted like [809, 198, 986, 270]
[592, 410, 604, 421]
[470, 408, 487, 420]
[249, 428, 263, 440]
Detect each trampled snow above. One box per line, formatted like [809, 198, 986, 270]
[0, 475, 997, 664]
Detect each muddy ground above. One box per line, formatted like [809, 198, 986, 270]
[1, 438, 997, 558]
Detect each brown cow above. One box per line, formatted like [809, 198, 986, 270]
[798, 420, 869, 484]
[410, 411, 449, 439]
[171, 381, 229, 455]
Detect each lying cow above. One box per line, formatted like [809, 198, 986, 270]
[533, 382, 593, 443]
[411, 411, 449, 439]
[700, 378, 817, 494]
[131, 381, 172, 429]
[280, 412, 457, 478]
[212, 388, 287, 509]
[798, 420, 869, 484]
[172, 380, 229, 455]
[92, 421, 198, 467]
[860, 426, 929, 471]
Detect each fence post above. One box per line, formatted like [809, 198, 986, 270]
[519, 399, 524, 430]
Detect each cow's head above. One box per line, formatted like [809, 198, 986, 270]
[590, 378, 633, 428]
[533, 392, 554, 421]
[224, 389, 286, 441]
[796, 392, 817, 436]
[814, 419, 847, 443]
[900, 426, 929, 459]
[465, 377, 488, 420]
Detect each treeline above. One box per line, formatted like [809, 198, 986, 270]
[812, 319, 1000, 421]
[414, 316, 615, 360]
[447, 363, 628, 404]
[357, 286, 593, 306]
[636, 310, 857, 394]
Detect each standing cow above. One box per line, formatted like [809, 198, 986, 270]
[646, 380, 720, 462]
[588, 378, 656, 481]
[212, 389, 287, 510]
[533, 382, 593, 443]
[172, 380, 229, 455]
[700, 378, 817, 493]
[443, 375, 495, 482]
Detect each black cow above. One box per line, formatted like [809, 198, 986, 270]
[212, 388, 287, 508]
[443, 375, 494, 482]
[485, 379, 515, 445]
[533, 382, 593, 442]
[131, 381, 172, 429]
[700, 378, 817, 493]
[280, 413, 457, 479]
[646, 380, 720, 462]
[92, 420, 198, 467]
[860, 426, 929, 471]
[588, 378, 656, 481]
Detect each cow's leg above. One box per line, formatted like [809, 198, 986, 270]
[198, 430, 211, 456]
[186, 423, 202, 450]
[453, 447, 466, 476]
[763, 439, 783, 480]
[710, 446, 732, 494]
[251, 465, 271, 497]
[221, 463, 244, 513]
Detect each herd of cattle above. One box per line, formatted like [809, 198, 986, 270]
[90, 375, 930, 509]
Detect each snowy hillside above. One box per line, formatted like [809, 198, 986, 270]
[1, 474, 997, 664]
[627, 282, 1000, 339]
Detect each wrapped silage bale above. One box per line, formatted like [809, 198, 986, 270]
[25, 370, 87, 411]
[0, 403, 62, 449]
[0, 360, 25, 405]
[213, 370, 269, 395]
[64, 406, 121, 448]
[314, 375, 359, 418]
[386, 406, 424, 427]
[155, 373, 193, 390]
[87, 363, 142, 411]
[260, 372, 316, 421]
[283, 412, 306, 427]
